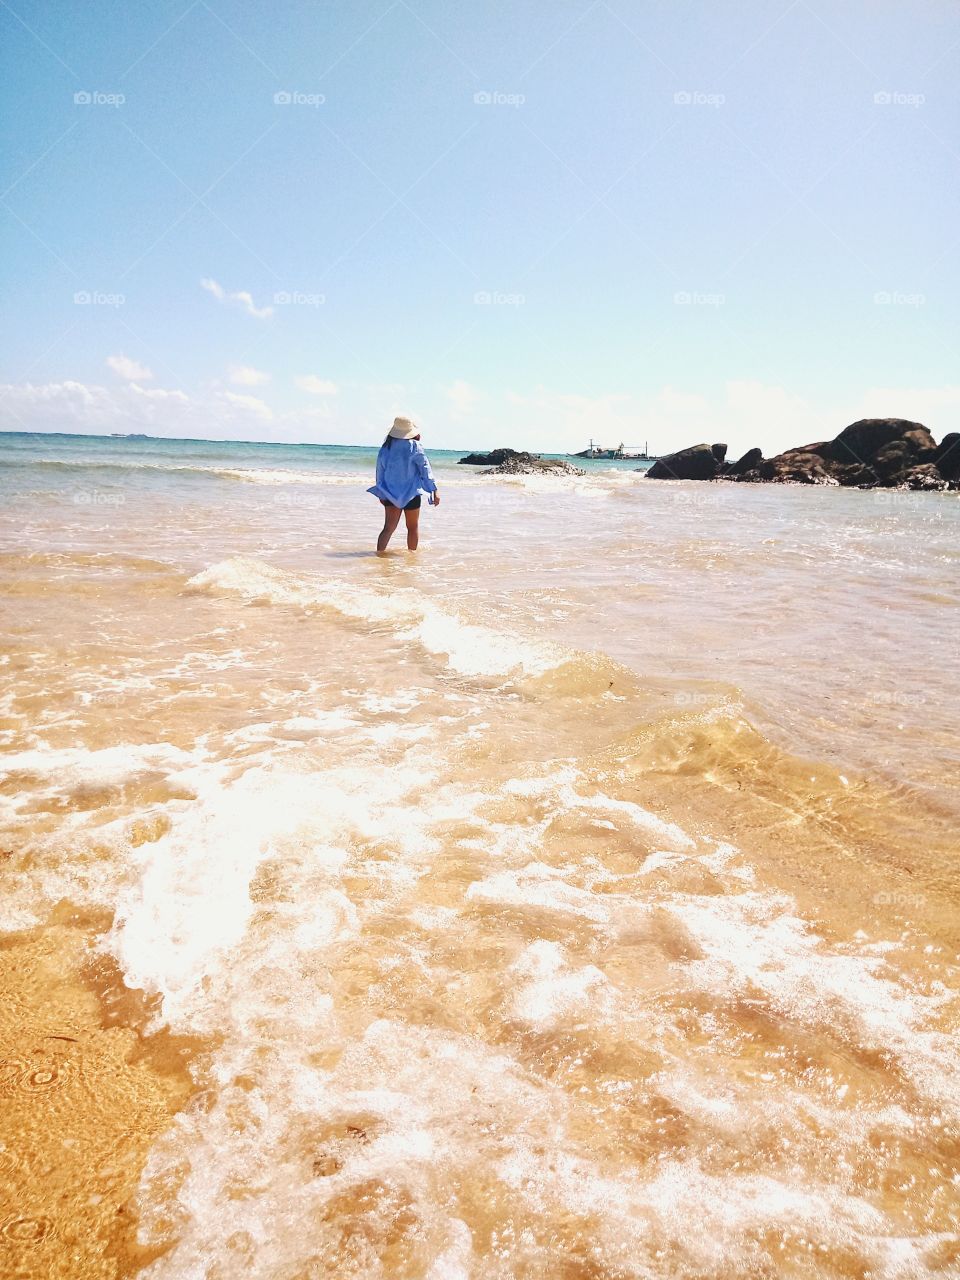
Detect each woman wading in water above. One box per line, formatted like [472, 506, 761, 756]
[367, 417, 440, 552]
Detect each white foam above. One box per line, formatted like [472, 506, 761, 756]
[493, 469, 643, 496]
[186, 557, 570, 680]
[509, 939, 614, 1028]
[504, 766, 695, 850]
[667, 889, 960, 1116]
[0, 741, 192, 787]
[97, 737, 959, 1279]
[210, 467, 367, 485]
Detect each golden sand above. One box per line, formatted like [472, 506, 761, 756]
[0, 910, 195, 1279]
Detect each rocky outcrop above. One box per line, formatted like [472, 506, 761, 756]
[647, 420, 957, 489]
[756, 447, 840, 485]
[932, 433, 960, 480]
[721, 446, 763, 477]
[898, 463, 950, 491]
[741, 419, 946, 488]
[459, 448, 528, 466]
[822, 418, 935, 468]
[460, 447, 585, 476]
[482, 457, 585, 476]
[646, 443, 726, 480]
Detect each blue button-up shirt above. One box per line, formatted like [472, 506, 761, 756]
[367, 439, 438, 507]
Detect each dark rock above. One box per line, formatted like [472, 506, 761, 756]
[757, 449, 837, 485]
[641, 418, 957, 490]
[932, 432, 960, 480]
[822, 418, 935, 467]
[833, 462, 876, 487]
[722, 447, 763, 477]
[734, 419, 947, 488]
[646, 443, 725, 480]
[459, 448, 530, 466]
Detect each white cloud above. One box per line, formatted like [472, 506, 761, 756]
[296, 403, 333, 422]
[295, 375, 338, 396]
[6, 376, 956, 456]
[656, 386, 708, 414]
[502, 388, 634, 453]
[858, 385, 960, 422]
[493, 380, 960, 460]
[220, 391, 274, 420]
[0, 379, 344, 442]
[201, 277, 273, 320]
[106, 354, 153, 381]
[444, 379, 479, 417]
[497, 383, 820, 459]
[295, 375, 338, 395]
[129, 383, 189, 402]
[228, 364, 271, 386]
[0, 380, 196, 434]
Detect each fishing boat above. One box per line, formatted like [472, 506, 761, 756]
[572, 440, 660, 460]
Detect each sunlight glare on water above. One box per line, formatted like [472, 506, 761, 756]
[1, 434, 958, 1279]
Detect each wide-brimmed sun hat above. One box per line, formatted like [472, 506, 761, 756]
[388, 416, 419, 439]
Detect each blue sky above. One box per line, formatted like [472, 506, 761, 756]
[1, 0, 959, 456]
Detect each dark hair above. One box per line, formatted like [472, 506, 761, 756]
[382, 434, 393, 448]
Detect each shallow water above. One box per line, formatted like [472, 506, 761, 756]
[1, 432, 958, 1279]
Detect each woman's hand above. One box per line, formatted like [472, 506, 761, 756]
[431, 490, 440, 507]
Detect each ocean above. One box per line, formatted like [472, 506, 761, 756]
[1, 430, 958, 1279]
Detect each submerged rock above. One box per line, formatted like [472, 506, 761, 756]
[459, 448, 528, 466]
[482, 457, 586, 476]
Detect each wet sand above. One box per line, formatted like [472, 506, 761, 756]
[1, 436, 958, 1278]
[0, 910, 194, 1279]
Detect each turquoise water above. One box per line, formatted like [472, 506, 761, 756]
[0, 431, 652, 495]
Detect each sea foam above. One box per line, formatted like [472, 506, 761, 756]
[186, 557, 572, 680]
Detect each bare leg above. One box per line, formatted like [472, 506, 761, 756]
[377, 504, 403, 552]
[404, 506, 420, 551]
